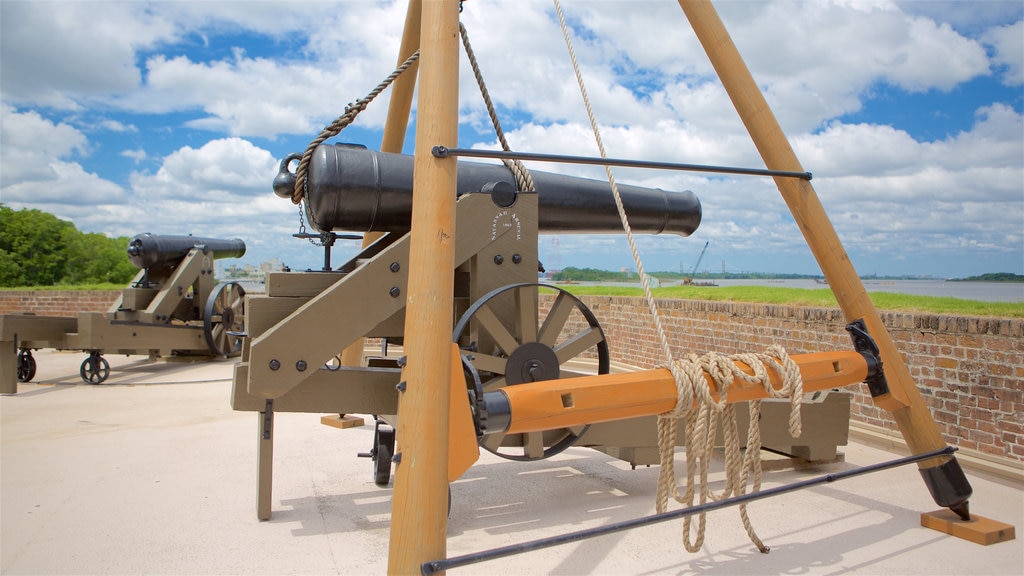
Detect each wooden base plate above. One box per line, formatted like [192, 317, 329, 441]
[921, 509, 1016, 545]
[320, 414, 366, 429]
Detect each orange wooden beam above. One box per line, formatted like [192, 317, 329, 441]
[496, 350, 869, 435]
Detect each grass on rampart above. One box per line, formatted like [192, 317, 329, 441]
[5, 283, 1022, 318]
[557, 285, 1024, 318]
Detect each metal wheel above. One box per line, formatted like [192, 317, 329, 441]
[17, 349, 36, 382]
[204, 282, 246, 357]
[374, 424, 395, 486]
[453, 283, 609, 461]
[80, 352, 110, 384]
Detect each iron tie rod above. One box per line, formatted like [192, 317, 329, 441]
[431, 146, 812, 181]
[421, 445, 957, 575]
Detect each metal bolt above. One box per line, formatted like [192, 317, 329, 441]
[397, 356, 407, 368]
[512, 253, 522, 264]
[269, 359, 281, 371]
[296, 360, 307, 372]
[389, 286, 401, 297]
[396, 381, 407, 392]
[392, 452, 402, 464]
[389, 262, 401, 273]
[493, 254, 504, 265]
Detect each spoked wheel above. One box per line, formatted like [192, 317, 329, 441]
[453, 283, 609, 461]
[17, 349, 36, 382]
[204, 282, 246, 357]
[80, 352, 110, 384]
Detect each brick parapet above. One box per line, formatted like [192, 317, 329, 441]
[0, 290, 120, 316]
[5, 290, 1021, 463]
[540, 294, 1024, 464]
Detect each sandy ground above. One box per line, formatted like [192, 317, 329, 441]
[2, 349, 1021, 575]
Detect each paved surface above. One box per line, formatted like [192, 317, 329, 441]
[2, 350, 1021, 575]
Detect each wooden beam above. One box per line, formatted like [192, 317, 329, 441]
[677, 0, 952, 469]
[387, 1, 460, 573]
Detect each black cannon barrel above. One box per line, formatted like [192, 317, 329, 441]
[127, 233, 247, 270]
[279, 144, 701, 236]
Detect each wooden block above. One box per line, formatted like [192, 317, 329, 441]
[921, 509, 1016, 545]
[320, 414, 366, 429]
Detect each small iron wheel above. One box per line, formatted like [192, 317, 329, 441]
[204, 282, 246, 357]
[80, 352, 110, 384]
[374, 424, 396, 486]
[453, 283, 610, 461]
[17, 349, 36, 383]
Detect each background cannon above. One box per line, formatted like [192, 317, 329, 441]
[275, 144, 701, 236]
[2, 233, 248, 390]
[127, 233, 246, 273]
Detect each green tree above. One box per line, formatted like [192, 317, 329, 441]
[0, 205, 136, 286]
[61, 229, 137, 285]
[0, 205, 75, 286]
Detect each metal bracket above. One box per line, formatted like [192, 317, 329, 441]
[261, 399, 274, 440]
[845, 319, 890, 398]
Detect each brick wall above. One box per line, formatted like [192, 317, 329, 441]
[0, 290, 120, 316]
[5, 289, 1021, 463]
[541, 295, 1024, 464]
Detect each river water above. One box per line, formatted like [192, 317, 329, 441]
[668, 278, 1024, 303]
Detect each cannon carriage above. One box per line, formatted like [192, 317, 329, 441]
[1, 234, 247, 390]
[231, 144, 855, 519]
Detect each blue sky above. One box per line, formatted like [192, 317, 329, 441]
[2, 0, 1022, 278]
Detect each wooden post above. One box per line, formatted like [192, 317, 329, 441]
[387, 0, 460, 573]
[676, 1, 959, 474]
[338, 0, 422, 368]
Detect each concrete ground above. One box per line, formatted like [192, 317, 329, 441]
[2, 349, 1021, 575]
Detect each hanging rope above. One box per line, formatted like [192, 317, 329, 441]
[552, 0, 804, 554]
[290, 50, 421, 205]
[459, 22, 535, 192]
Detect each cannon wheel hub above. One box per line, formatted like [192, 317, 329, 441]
[505, 342, 560, 385]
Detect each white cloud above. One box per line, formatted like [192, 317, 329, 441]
[0, 1, 177, 107]
[0, 105, 125, 207]
[984, 20, 1024, 85]
[130, 137, 279, 201]
[1, 1, 1020, 276]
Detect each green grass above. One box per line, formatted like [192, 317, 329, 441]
[555, 284, 1024, 318]
[7, 283, 1022, 318]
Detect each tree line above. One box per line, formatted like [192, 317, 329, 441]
[0, 205, 137, 287]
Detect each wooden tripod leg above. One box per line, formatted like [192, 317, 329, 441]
[678, 0, 972, 517]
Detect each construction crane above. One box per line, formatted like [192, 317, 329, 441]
[683, 240, 710, 285]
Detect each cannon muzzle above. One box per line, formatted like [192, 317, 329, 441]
[279, 144, 701, 236]
[127, 233, 247, 270]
